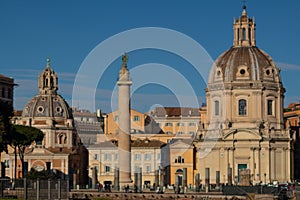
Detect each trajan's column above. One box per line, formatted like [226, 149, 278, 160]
[117, 53, 132, 188]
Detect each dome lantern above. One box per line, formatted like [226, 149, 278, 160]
[233, 5, 256, 47]
[38, 58, 58, 95]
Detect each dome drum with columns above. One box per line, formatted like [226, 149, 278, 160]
[196, 6, 294, 185]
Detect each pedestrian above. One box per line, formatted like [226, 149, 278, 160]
[173, 184, 176, 194]
[134, 184, 138, 193]
[125, 184, 129, 193]
[98, 183, 103, 192]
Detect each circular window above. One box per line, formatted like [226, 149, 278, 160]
[240, 69, 246, 75]
[37, 106, 44, 113]
[217, 70, 221, 76]
[266, 69, 270, 75]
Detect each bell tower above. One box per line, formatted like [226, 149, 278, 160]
[38, 58, 58, 95]
[233, 5, 256, 47]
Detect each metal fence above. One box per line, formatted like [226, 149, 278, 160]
[0, 178, 69, 200]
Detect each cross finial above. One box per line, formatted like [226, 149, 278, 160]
[46, 57, 50, 68]
[242, 0, 247, 10]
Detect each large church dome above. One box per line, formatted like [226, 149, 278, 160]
[205, 6, 285, 132]
[22, 59, 73, 120]
[209, 7, 281, 85]
[211, 46, 280, 83]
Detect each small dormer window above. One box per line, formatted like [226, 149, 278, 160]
[37, 106, 44, 113]
[236, 66, 249, 79]
[240, 69, 246, 75]
[265, 67, 274, 78]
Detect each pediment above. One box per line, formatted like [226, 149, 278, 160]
[169, 140, 193, 149]
[222, 129, 262, 141]
[25, 147, 55, 156]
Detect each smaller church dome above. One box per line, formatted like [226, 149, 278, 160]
[22, 94, 73, 119]
[22, 59, 73, 119]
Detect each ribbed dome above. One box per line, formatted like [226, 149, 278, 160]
[22, 94, 73, 119]
[209, 46, 281, 84]
[22, 59, 73, 119]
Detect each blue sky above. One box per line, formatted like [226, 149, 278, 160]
[0, 0, 300, 113]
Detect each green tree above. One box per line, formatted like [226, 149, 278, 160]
[0, 101, 13, 154]
[10, 125, 44, 178]
[0, 100, 13, 177]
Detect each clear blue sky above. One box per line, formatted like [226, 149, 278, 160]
[0, 0, 299, 113]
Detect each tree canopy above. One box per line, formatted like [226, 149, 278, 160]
[0, 100, 13, 154]
[11, 124, 44, 178]
[12, 125, 44, 147]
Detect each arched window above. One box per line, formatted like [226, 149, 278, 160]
[248, 28, 251, 42]
[242, 28, 246, 40]
[214, 100, 220, 116]
[45, 78, 49, 87]
[50, 77, 53, 88]
[238, 99, 247, 115]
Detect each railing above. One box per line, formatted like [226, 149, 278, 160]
[0, 178, 69, 200]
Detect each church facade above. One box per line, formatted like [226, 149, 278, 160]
[4, 59, 88, 188]
[195, 6, 295, 185]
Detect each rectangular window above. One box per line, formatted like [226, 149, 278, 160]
[144, 153, 151, 161]
[105, 165, 111, 173]
[157, 153, 161, 161]
[267, 100, 273, 115]
[177, 131, 183, 135]
[238, 99, 247, 116]
[115, 154, 118, 161]
[215, 100, 219, 116]
[133, 115, 140, 121]
[94, 154, 98, 160]
[146, 165, 151, 173]
[189, 131, 195, 135]
[177, 122, 184, 126]
[166, 131, 173, 134]
[165, 122, 173, 126]
[135, 154, 141, 161]
[114, 115, 118, 122]
[134, 165, 141, 173]
[188, 122, 196, 126]
[104, 154, 111, 161]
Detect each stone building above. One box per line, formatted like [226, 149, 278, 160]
[0, 74, 16, 177]
[0, 74, 15, 105]
[162, 138, 196, 187]
[5, 59, 88, 188]
[195, 6, 294, 186]
[150, 107, 200, 136]
[88, 139, 165, 189]
[284, 102, 300, 180]
[72, 107, 103, 146]
[102, 109, 156, 135]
